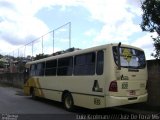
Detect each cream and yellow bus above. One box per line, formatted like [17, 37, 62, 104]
[24, 43, 148, 111]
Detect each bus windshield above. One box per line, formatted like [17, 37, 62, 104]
[113, 46, 146, 69]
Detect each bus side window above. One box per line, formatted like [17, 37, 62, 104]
[96, 50, 104, 75]
[57, 57, 73, 76]
[74, 52, 96, 75]
[36, 62, 45, 76]
[45, 60, 57, 76]
[30, 64, 37, 76]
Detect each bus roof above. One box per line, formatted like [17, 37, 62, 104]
[26, 43, 144, 66]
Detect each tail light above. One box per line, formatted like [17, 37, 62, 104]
[109, 81, 118, 92]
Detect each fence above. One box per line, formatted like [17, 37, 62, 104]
[7, 22, 71, 58]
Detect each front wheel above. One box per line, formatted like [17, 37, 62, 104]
[30, 87, 37, 99]
[63, 93, 74, 111]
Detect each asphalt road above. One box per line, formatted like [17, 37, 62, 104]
[0, 85, 159, 120]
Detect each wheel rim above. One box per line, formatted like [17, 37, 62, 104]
[65, 95, 72, 109]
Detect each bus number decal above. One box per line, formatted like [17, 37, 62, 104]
[122, 82, 128, 89]
[94, 98, 101, 105]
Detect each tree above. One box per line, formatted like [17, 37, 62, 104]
[34, 53, 49, 60]
[0, 61, 5, 68]
[141, 0, 160, 59]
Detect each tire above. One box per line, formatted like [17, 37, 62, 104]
[63, 93, 74, 111]
[30, 88, 36, 99]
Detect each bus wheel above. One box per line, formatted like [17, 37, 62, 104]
[63, 93, 74, 111]
[30, 87, 36, 99]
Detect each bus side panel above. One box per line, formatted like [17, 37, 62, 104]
[36, 75, 107, 109]
[32, 78, 62, 102]
[24, 86, 30, 96]
[24, 77, 37, 96]
[40, 89, 62, 102]
[24, 77, 63, 102]
[73, 93, 105, 109]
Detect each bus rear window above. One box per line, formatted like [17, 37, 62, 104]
[113, 46, 146, 69]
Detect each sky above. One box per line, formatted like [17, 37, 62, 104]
[0, 0, 157, 60]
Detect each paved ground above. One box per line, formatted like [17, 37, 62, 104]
[0, 84, 159, 120]
[0, 86, 69, 114]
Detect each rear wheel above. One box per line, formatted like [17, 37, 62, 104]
[63, 93, 74, 111]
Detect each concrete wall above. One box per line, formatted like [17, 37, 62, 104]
[147, 60, 160, 106]
[0, 73, 24, 88]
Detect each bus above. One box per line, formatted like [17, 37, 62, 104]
[23, 43, 148, 111]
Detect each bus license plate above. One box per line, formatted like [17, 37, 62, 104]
[129, 90, 136, 95]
